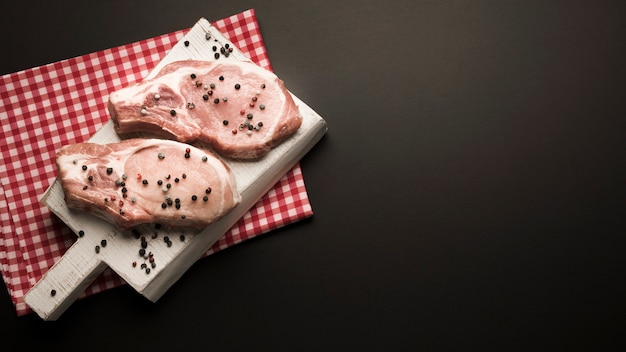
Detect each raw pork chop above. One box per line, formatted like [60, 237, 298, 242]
[108, 60, 302, 159]
[56, 138, 241, 230]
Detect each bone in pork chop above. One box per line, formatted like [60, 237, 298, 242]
[56, 138, 241, 230]
[108, 60, 302, 159]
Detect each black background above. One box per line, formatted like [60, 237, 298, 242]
[1, 1, 625, 350]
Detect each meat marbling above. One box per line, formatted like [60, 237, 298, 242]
[108, 60, 303, 159]
[56, 138, 241, 230]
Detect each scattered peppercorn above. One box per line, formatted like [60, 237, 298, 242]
[142, 179, 148, 185]
[190, 73, 196, 79]
[170, 109, 176, 116]
[184, 40, 189, 47]
[95, 245, 100, 253]
[192, 195, 198, 201]
[223, 120, 229, 125]
[214, 53, 220, 59]
[51, 289, 56, 297]
[203, 196, 208, 202]
[219, 75, 224, 81]
[82, 165, 87, 171]
[235, 83, 241, 90]
[106, 167, 113, 174]
[101, 239, 107, 247]
[78, 230, 85, 237]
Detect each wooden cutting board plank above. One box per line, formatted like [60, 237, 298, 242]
[23, 18, 327, 321]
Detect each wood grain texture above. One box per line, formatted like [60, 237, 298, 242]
[24, 18, 327, 321]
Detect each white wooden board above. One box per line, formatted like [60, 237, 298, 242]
[24, 18, 327, 321]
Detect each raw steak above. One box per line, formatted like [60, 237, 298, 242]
[56, 138, 241, 230]
[108, 60, 302, 159]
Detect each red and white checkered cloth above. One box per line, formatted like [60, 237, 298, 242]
[0, 9, 314, 317]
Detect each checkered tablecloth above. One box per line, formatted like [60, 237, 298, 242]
[0, 9, 314, 317]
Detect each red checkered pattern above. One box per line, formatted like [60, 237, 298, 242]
[0, 9, 313, 316]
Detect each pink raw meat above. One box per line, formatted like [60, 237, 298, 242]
[56, 138, 241, 230]
[108, 60, 302, 159]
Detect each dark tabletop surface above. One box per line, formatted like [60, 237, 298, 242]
[2, 1, 625, 350]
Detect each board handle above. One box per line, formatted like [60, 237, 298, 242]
[24, 236, 109, 321]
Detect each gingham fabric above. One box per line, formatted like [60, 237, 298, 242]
[0, 9, 314, 316]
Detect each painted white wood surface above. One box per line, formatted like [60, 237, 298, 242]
[24, 18, 327, 321]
